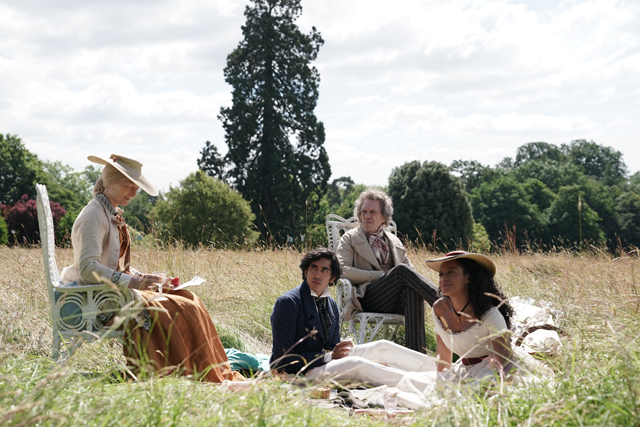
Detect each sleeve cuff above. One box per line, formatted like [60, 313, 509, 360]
[119, 273, 132, 287]
[110, 271, 133, 287]
[324, 352, 332, 363]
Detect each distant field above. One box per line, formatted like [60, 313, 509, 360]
[1, 245, 639, 426]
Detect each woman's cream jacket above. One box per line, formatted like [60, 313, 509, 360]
[61, 198, 132, 287]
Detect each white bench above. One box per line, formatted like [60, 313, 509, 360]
[36, 184, 134, 360]
[325, 214, 405, 345]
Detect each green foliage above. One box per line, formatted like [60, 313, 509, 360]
[0, 134, 98, 215]
[55, 208, 80, 246]
[197, 141, 227, 183]
[615, 192, 640, 247]
[629, 171, 640, 193]
[39, 160, 93, 212]
[152, 171, 258, 247]
[123, 190, 157, 234]
[81, 165, 101, 188]
[320, 180, 369, 222]
[522, 178, 556, 212]
[470, 177, 546, 246]
[389, 160, 473, 248]
[306, 181, 368, 247]
[0, 216, 7, 245]
[577, 179, 621, 245]
[496, 156, 515, 170]
[512, 159, 584, 193]
[514, 141, 566, 166]
[0, 134, 40, 205]
[562, 139, 627, 185]
[545, 185, 605, 245]
[469, 222, 491, 252]
[216, 0, 330, 242]
[449, 159, 502, 192]
[450, 140, 636, 249]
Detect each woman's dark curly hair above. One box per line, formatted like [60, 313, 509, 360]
[445, 258, 514, 328]
[299, 248, 341, 286]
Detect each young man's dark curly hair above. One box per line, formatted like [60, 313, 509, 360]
[299, 248, 341, 285]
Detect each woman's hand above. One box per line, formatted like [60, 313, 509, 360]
[128, 274, 166, 290]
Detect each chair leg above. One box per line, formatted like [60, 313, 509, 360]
[390, 325, 399, 341]
[349, 320, 357, 343]
[367, 318, 386, 343]
[52, 331, 61, 361]
[357, 317, 367, 345]
[65, 336, 83, 359]
[382, 324, 390, 340]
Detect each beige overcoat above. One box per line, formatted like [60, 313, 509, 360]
[61, 197, 132, 287]
[336, 225, 413, 320]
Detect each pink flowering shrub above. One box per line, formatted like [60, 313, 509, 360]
[4, 195, 66, 245]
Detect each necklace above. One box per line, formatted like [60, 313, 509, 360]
[455, 299, 471, 322]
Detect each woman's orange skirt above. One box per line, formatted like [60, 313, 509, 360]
[123, 289, 244, 382]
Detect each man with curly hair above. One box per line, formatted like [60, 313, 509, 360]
[337, 188, 439, 353]
[270, 247, 436, 383]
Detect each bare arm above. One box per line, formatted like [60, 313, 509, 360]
[436, 334, 453, 372]
[489, 334, 515, 374]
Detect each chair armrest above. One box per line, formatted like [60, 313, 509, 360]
[54, 280, 130, 294]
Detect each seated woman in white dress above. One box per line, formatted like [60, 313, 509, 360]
[309, 251, 547, 409]
[61, 154, 244, 383]
[425, 251, 517, 380]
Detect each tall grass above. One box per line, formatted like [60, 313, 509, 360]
[1, 245, 639, 425]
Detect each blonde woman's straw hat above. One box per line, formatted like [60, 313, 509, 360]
[88, 154, 158, 196]
[425, 251, 496, 278]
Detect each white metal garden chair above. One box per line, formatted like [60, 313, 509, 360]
[325, 214, 405, 345]
[36, 184, 134, 361]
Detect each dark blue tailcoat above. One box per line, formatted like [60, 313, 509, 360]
[270, 281, 340, 374]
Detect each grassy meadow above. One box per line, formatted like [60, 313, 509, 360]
[1, 244, 640, 426]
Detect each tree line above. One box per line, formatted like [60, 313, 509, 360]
[2, 131, 638, 252]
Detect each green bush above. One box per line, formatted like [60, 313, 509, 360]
[470, 177, 546, 246]
[469, 222, 491, 252]
[152, 170, 259, 247]
[0, 216, 8, 245]
[389, 160, 473, 248]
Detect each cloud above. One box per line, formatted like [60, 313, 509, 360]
[344, 95, 385, 106]
[1, 0, 639, 194]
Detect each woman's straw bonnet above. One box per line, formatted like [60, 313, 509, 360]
[88, 154, 158, 196]
[425, 251, 496, 278]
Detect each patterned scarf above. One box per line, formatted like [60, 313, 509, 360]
[366, 225, 390, 266]
[95, 193, 131, 274]
[314, 296, 332, 348]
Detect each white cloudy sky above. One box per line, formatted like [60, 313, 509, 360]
[1, 0, 639, 191]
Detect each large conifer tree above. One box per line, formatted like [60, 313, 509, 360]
[215, 0, 330, 241]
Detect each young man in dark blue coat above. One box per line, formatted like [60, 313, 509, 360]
[270, 248, 351, 373]
[270, 248, 436, 385]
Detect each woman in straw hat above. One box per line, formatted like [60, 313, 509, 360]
[61, 154, 244, 383]
[425, 251, 516, 379]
